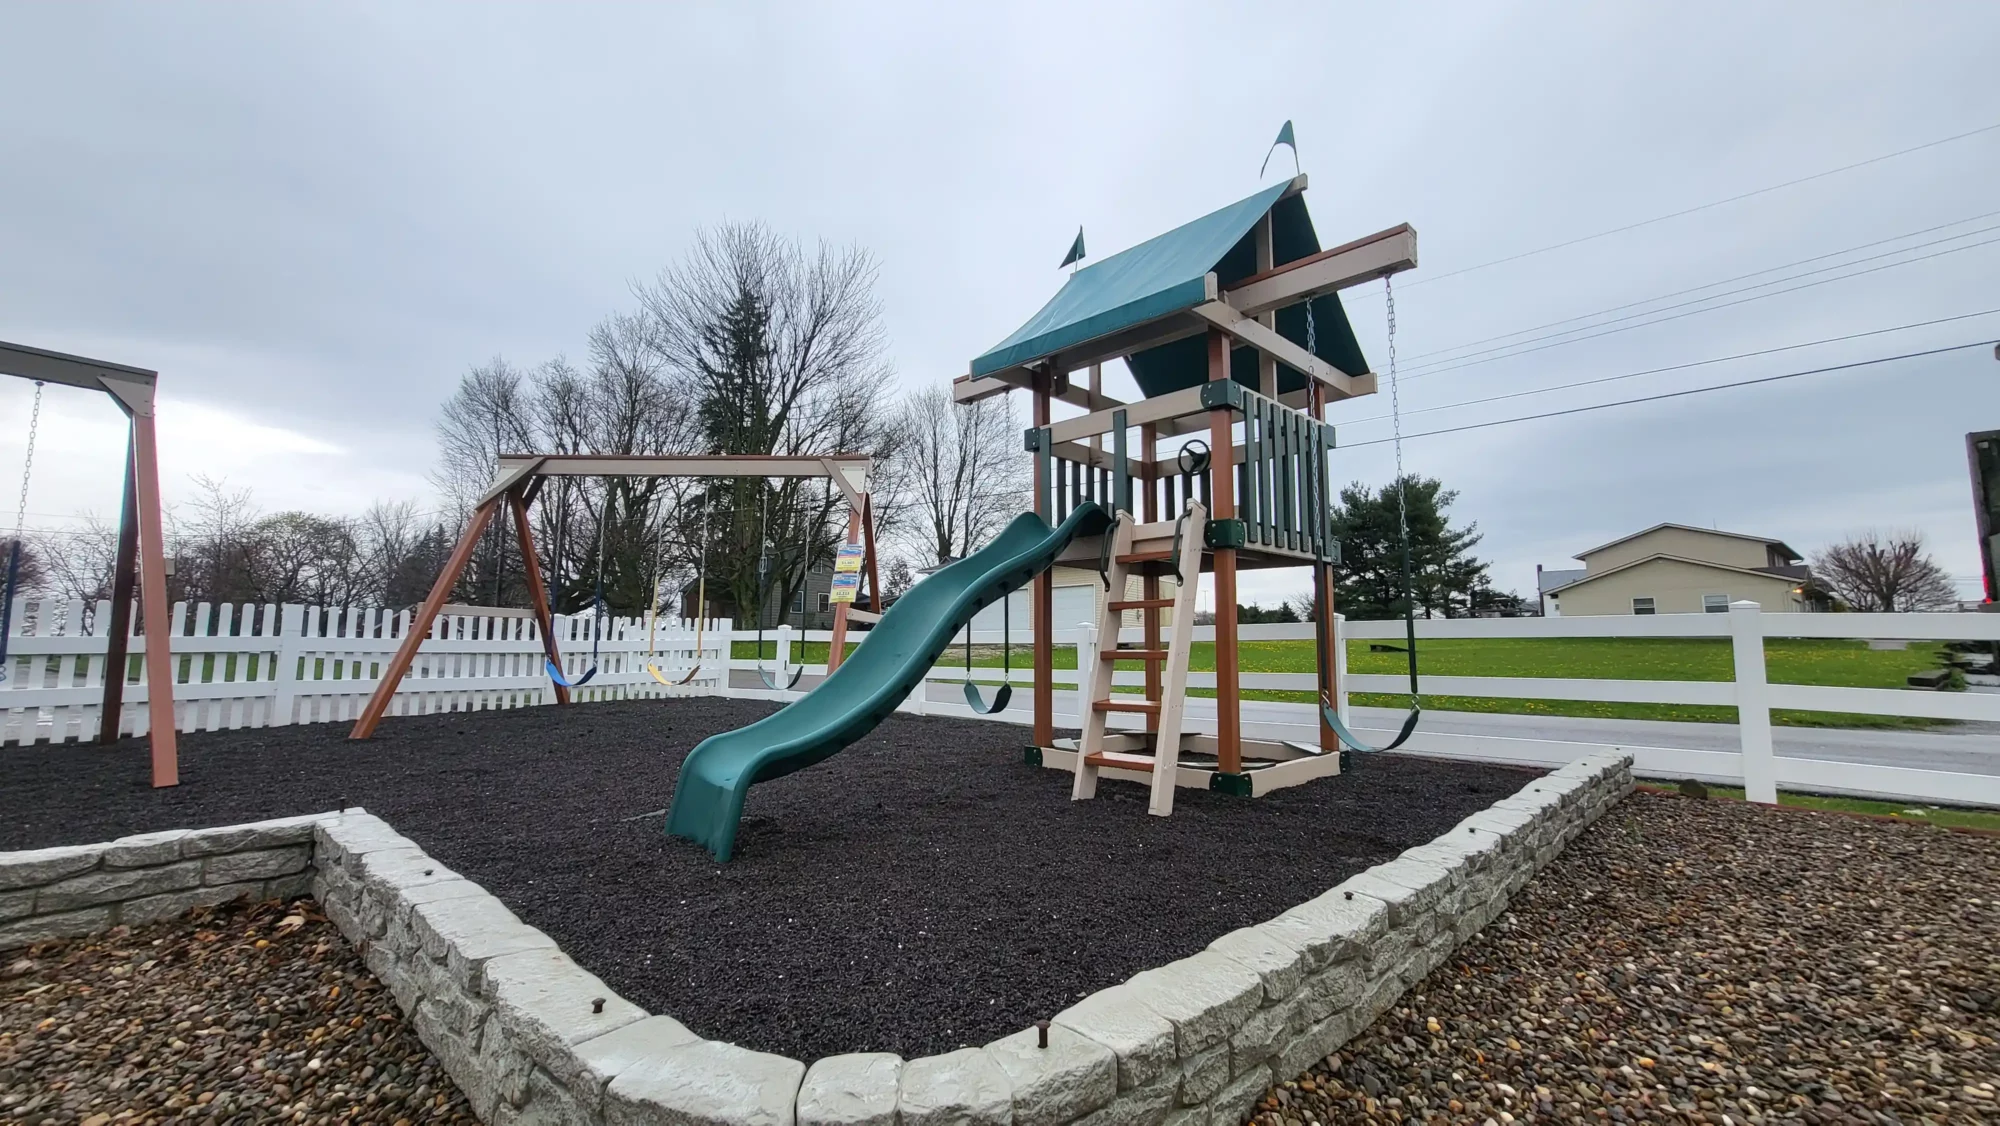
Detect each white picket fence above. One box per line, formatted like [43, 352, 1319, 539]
[0, 597, 728, 745]
[5, 594, 1996, 808]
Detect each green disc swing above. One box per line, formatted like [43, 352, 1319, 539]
[1314, 277, 1421, 753]
[960, 442, 1012, 715]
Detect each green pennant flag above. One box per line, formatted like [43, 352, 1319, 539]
[1261, 120, 1298, 177]
[1059, 226, 1086, 270]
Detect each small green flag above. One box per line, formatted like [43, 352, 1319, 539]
[1060, 226, 1086, 270]
[1261, 120, 1298, 177]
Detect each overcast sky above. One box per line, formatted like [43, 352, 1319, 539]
[3, 2, 1996, 608]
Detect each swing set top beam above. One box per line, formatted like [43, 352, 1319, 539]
[0, 340, 158, 416]
[481, 454, 873, 508]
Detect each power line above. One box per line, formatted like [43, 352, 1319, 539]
[1340, 308, 2000, 425]
[1398, 210, 2000, 364]
[1372, 120, 2000, 292]
[1338, 340, 1995, 448]
[1395, 234, 2000, 381]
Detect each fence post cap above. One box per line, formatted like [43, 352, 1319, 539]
[1728, 600, 1763, 612]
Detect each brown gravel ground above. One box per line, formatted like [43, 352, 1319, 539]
[1249, 792, 2000, 1125]
[0, 898, 474, 1125]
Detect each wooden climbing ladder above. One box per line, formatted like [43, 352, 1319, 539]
[1072, 500, 1206, 816]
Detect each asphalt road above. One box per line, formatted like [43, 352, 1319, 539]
[728, 671, 2000, 777]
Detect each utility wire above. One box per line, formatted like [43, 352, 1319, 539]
[1339, 340, 1995, 447]
[1363, 120, 2000, 292]
[1398, 209, 2000, 363]
[1396, 235, 2000, 381]
[1341, 308, 2000, 425]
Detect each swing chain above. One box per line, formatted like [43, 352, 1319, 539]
[1386, 277, 1407, 543]
[12, 381, 43, 547]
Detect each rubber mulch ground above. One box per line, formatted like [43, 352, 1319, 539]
[0, 698, 1537, 1061]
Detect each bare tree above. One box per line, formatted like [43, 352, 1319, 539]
[1, 536, 49, 598]
[883, 385, 1029, 568]
[1812, 530, 1957, 612]
[29, 520, 115, 603]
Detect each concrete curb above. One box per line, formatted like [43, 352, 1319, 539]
[0, 752, 1635, 1125]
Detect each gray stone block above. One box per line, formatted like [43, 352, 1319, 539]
[0, 889, 33, 922]
[1071, 1080, 1174, 1126]
[103, 829, 189, 868]
[312, 811, 415, 873]
[986, 1024, 1114, 1126]
[120, 883, 260, 926]
[414, 997, 497, 1121]
[1176, 1044, 1228, 1105]
[203, 845, 309, 886]
[1205, 926, 1304, 1004]
[898, 1047, 1012, 1126]
[1225, 1001, 1291, 1076]
[798, 1053, 903, 1126]
[1158, 1104, 1211, 1126]
[1273, 1010, 1353, 1082]
[1052, 985, 1178, 1091]
[1262, 891, 1387, 971]
[36, 859, 201, 912]
[1203, 1062, 1269, 1125]
[1334, 866, 1442, 930]
[355, 845, 463, 899]
[265, 871, 315, 902]
[410, 892, 555, 991]
[485, 947, 647, 1092]
[604, 1038, 805, 1126]
[183, 812, 331, 858]
[491, 1063, 596, 1126]
[572, 1014, 703, 1103]
[0, 905, 113, 949]
[1295, 959, 1366, 1027]
[1122, 950, 1262, 1055]
[0, 844, 102, 891]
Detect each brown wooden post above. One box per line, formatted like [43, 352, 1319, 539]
[1032, 368, 1054, 747]
[825, 501, 861, 674]
[1309, 383, 1337, 752]
[349, 499, 501, 740]
[1205, 330, 1243, 775]
[129, 413, 179, 786]
[1140, 422, 1162, 730]
[98, 429, 140, 745]
[509, 490, 569, 706]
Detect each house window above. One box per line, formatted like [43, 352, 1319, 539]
[1703, 594, 1730, 613]
[790, 589, 805, 614]
[817, 593, 830, 613]
[1631, 597, 1656, 615]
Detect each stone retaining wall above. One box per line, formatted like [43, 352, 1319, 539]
[0, 751, 1633, 1125]
[0, 813, 327, 951]
[307, 750, 1633, 1126]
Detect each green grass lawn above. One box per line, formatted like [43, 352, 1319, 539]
[734, 635, 1953, 730]
[1682, 785, 2000, 832]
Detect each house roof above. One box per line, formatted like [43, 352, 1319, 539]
[1545, 553, 1809, 596]
[970, 178, 1368, 397]
[1537, 568, 1587, 595]
[1575, 522, 1801, 564]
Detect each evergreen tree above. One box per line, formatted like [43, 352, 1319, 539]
[1330, 475, 1489, 619]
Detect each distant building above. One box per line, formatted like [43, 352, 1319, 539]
[1538, 523, 1827, 616]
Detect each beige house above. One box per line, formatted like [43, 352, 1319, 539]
[1538, 524, 1817, 616]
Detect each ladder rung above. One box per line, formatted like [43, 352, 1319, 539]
[1085, 751, 1156, 772]
[1093, 699, 1161, 714]
[1115, 551, 1173, 564]
[1108, 598, 1174, 611]
[1100, 649, 1168, 662]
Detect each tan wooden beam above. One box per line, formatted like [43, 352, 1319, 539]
[349, 499, 501, 739]
[1223, 224, 1418, 317]
[1190, 302, 1377, 401]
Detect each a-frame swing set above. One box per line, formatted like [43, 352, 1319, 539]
[349, 453, 878, 740]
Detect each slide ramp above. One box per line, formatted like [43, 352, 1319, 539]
[665, 502, 1113, 860]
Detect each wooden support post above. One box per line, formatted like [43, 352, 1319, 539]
[1309, 383, 1337, 753]
[1033, 368, 1055, 748]
[826, 501, 862, 674]
[349, 499, 501, 740]
[98, 429, 139, 745]
[130, 414, 179, 786]
[509, 490, 568, 706]
[1205, 329, 1243, 775]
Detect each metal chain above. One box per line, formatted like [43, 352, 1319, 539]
[11, 381, 43, 545]
[1306, 300, 1317, 356]
[1386, 278, 1407, 540]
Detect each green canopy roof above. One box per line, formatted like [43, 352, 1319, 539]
[971, 181, 1369, 398]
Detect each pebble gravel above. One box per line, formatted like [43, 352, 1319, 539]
[1249, 791, 2000, 1125]
[0, 897, 475, 1125]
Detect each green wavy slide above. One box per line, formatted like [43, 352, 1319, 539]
[665, 502, 1113, 861]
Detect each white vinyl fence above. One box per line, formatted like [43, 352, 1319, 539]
[5, 594, 1995, 808]
[0, 597, 728, 745]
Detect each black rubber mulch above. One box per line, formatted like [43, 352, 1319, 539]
[0, 699, 1537, 1061]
